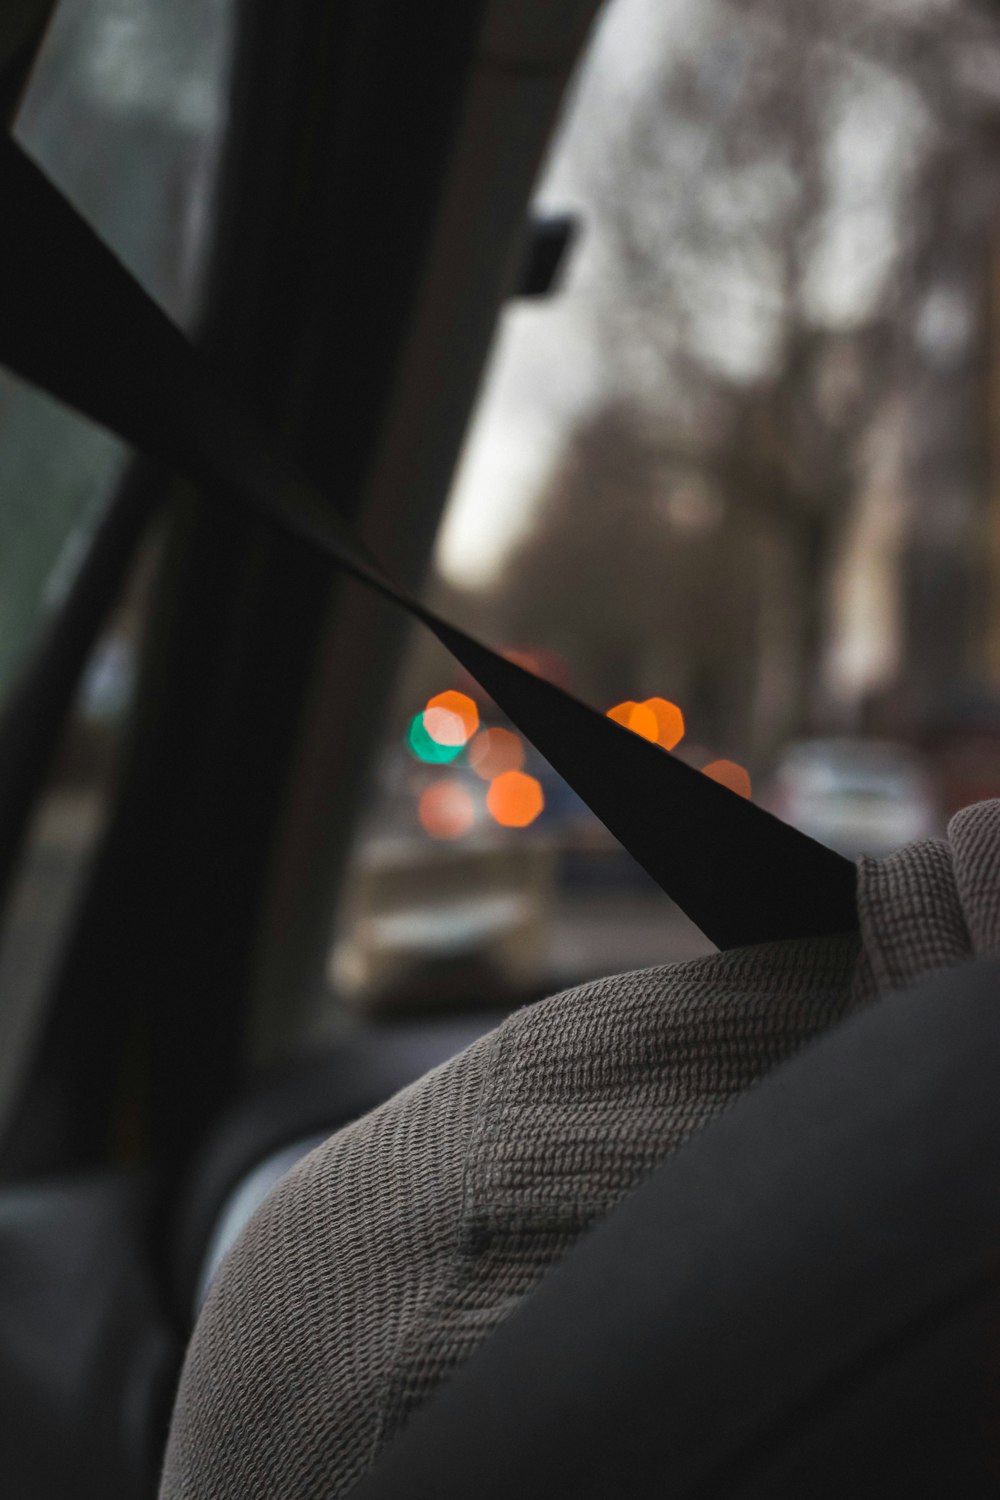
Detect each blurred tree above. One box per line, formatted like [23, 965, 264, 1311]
[495, 400, 758, 749]
[482, 0, 1000, 759]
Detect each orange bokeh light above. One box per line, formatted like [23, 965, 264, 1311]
[702, 759, 752, 799]
[468, 727, 525, 781]
[423, 690, 479, 746]
[606, 700, 658, 742]
[607, 700, 637, 728]
[418, 780, 477, 839]
[643, 697, 685, 750]
[486, 770, 544, 828]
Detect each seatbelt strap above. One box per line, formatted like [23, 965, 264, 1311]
[0, 136, 857, 949]
[350, 955, 1000, 1499]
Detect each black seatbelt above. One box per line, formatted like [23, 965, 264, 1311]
[349, 955, 1000, 1499]
[0, 135, 857, 950]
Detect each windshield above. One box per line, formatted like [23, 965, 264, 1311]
[318, 0, 1000, 1022]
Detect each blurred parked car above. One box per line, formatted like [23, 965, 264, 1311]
[764, 739, 940, 861]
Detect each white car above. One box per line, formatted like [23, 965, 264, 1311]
[766, 739, 940, 860]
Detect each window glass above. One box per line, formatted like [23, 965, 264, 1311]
[330, 0, 1000, 1017]
[0, 0, 232, 710]
[0, 0, 232, 1118]
[0, 537, 159, 1128]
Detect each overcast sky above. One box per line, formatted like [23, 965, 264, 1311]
[432, 0, 650, 588]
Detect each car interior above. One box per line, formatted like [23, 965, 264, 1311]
[4, 0, 1000, 1495]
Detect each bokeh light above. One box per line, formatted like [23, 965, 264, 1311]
[424, 690, 478, 744]
[468, 727, 525, 781]
[702, 759, 752, 798]
[486, 770, 545, 828]
[643, 697, 685, 750]
[423, 707, 468, 747]
[607, 700, 637, 729]
[418, 780, 477, 839]
[407, 713, 462, 764]
[606, 700, 658, 742]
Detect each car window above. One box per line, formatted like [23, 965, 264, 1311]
[0, 0, 231, 712]
[323, 0, 1000, 1022]
[0, 0, 233, 1122]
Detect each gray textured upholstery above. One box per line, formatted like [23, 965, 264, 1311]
[160, 801, 1000, 1499]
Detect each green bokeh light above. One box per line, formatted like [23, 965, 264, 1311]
[407, 712, 463, 764]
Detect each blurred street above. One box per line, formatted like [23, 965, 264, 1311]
[546, 888, 713, 985]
